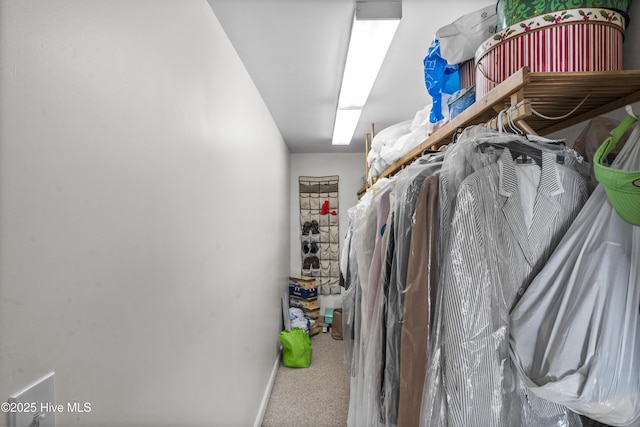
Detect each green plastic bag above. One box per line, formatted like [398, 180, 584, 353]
[279, 327, 312, 368]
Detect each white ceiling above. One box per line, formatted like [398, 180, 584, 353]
[207, 0, 491, 153]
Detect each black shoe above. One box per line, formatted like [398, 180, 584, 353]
[302, 221, 311, 236]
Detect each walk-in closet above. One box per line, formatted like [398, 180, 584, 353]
[1, 1, 639, 426]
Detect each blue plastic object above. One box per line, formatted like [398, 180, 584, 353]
[424, 39, 460, 123]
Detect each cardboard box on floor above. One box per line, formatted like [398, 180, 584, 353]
[332, 309, 343, 340]
[313, 308, 343, 339]
[309, 323, 321, 336]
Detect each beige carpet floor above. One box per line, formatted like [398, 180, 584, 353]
[262, 331, 350, 427]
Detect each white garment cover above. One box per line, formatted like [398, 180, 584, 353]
[510, 123, 640, 426]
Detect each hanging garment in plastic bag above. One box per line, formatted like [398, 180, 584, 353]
[420, 125, 588, 427]
[279, 327, 312, 368]
[510, 115, 640, 426]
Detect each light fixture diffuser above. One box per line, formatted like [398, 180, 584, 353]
[332, 109, 362, 145]
[332, 0, 401, 146]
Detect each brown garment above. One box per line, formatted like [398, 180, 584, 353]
[397, 173, 440, 427]
[332, 308, 343, 340]
[572, 116, 629, 163]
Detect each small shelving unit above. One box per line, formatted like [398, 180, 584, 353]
[358, 66, 640, 197]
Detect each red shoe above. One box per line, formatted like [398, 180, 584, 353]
[321, 200, 329, 215]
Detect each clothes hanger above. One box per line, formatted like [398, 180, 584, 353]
[477, 107, 544, 166]
[506, 105, 544, 166]
[507, 104, 525, 136]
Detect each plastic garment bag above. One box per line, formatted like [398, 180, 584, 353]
[420, 127, 508, 427]
[360, 184, 394, 427]
[342, 206, 358, 365]
[397, 172, 440, 427]
[345, 178, 394, 427]
[421, 126, 588, 427]
[344, 155, 443, 427]
[510, 118, 640, 426]
[343, 188, 373, 427]
[383, 156, 443, 426]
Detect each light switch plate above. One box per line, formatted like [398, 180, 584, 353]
[7, 372, 55, 427]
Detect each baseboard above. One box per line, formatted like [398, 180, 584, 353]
[253, 347, 281, 427]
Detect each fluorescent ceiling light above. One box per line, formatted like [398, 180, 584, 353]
[332, 1, 401, 146]
[338, 19, 400, 109]
[332, 109, 362, 145]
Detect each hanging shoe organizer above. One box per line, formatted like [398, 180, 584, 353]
[299, 175, 340, 295]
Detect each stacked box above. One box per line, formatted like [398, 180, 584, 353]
[309, 324, 321, 336]
[289, 275, 317, 289]
[288, 276, 320, 336]
[289, 285, 318, 299]
[304, 308, 321, 322]
[448, 86, 476, 120]
[308, 317, 321, 336]
[290, 297, 319, 311]
[324, 308, 334, 325]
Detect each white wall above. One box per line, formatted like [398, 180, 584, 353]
[0, 1, 290, 426]
[290, 153, 364, 314]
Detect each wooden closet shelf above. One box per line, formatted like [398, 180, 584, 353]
[358, 66, 640, 197]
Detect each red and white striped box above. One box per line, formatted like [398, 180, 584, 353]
[475, 8, 625, 99]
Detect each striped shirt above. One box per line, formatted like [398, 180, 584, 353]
[441, 149, 588, 426]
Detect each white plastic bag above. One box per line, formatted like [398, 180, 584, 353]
[436, 4, 497, 65]
[510, 118, 640, 426]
